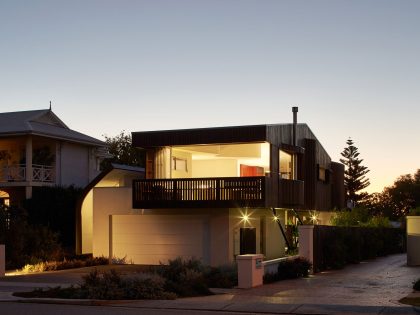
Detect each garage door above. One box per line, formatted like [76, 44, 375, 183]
[110, 215, 209, 265]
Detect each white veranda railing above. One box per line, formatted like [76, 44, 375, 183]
[0, 164, 54, 182]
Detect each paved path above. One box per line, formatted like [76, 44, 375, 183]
[0, 253, 419, 314]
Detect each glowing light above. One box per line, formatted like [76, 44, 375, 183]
[273, 215, 280, 222]
[309, 210, 319, 224]
[242, 214, 249, 222]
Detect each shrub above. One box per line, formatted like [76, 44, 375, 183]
[205, 264, 237, 288]
[78, 269, 176, 300]
[409, 207, 420, 216]
[263, 257, 312, 283]
[16, 269, 176, 300]
[17, 256, 109, 273]
[414, 279, 420, 291]
[0, 205, 64, 269]
[24, 185, 83, 251]
[313, 225, 405, 272]
[157, 257, 211, 297]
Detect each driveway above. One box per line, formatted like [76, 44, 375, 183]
[227, 253, 420, 306]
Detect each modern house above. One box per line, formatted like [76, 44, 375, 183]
[0, 109, 107, 206]
[79, 108, 345, 266]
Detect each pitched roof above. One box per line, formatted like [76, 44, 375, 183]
[0, 109, 105, 146]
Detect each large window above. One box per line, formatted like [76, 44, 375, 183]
[279, 150, 294, 179]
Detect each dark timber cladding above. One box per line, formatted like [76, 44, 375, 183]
[132, 125, 268, 148]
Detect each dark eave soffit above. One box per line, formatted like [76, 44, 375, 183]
[132, 125, 268, 148]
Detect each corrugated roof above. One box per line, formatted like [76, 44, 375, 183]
[0, 109, 105, 146]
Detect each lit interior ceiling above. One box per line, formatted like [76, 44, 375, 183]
[174, 143, 268, 160]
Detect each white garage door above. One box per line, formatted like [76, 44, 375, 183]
[110, 215, 209, 265]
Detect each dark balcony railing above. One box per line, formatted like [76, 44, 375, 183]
[280, 179, 304, 207]
[133, 177, 265, 208]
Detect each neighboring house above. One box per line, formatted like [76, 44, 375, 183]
[0, 109, 107, 206]
[79, 108, 345, 266]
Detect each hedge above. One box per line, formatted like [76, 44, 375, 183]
[313, 225, 405, 272]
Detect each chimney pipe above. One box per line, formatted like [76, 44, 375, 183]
[292, 106, 298, 146]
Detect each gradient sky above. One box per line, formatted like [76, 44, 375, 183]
[1, 0, 419, 193]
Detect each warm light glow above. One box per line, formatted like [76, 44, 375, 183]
[242, 214, 250, 222]
[273, 215, 280, 222]
[309, 210, 319, 224]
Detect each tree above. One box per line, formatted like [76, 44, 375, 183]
[101, 131, 145, 169]
[385, 169, 420, 218]
[340, 138, 370, 205]
[362, 169, 420, 220]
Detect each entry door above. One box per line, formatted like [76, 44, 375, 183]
[240, 227, 256, 254]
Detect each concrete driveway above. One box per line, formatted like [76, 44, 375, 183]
[227, 253, 419, 306]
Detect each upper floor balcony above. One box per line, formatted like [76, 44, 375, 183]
[132, 176, 304, 209]
[0, 164, 55, 183]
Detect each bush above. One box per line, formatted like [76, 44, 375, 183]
[331, 207, 390, 228]
[24, 185, 83, 251]
[0, 205, 64, 269]
[263, 257, 312, 283]
[409, 207, 420, 216]
[15, 269, 176, 300]
[205, 264, 237, 288]
[313, 225, 405, 272]
[156, 257, 211, 297]
[414, 279, 420, 291]
[19, 256, 109, 273]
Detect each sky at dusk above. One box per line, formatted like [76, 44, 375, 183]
[1, 0, 419, 193]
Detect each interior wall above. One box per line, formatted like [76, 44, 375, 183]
[192, 159, 238, 178]
[171, 149, 192, 178]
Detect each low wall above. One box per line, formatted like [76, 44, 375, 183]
[262, 255, 299, 275]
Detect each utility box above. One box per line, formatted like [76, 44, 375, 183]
[0, 245, 5, 277]
[407, 216, 420, 266]
[236, 254, 264, 288]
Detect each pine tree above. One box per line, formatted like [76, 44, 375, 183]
[340, 138, 370, 205]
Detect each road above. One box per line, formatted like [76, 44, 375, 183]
[0, 302, 260, 315]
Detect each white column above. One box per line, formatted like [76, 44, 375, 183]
[237, 254, 264, 288]
[25, 136, 33, 199]
[298, 225, 314, 271]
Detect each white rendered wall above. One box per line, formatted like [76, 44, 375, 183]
[92, 187, 133, 258]
[81, 190, 93, 254]
[89, 185, 285, 265]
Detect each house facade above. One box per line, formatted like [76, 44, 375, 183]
[81, 109, 345, 266]
[0, 109, 107, 206]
